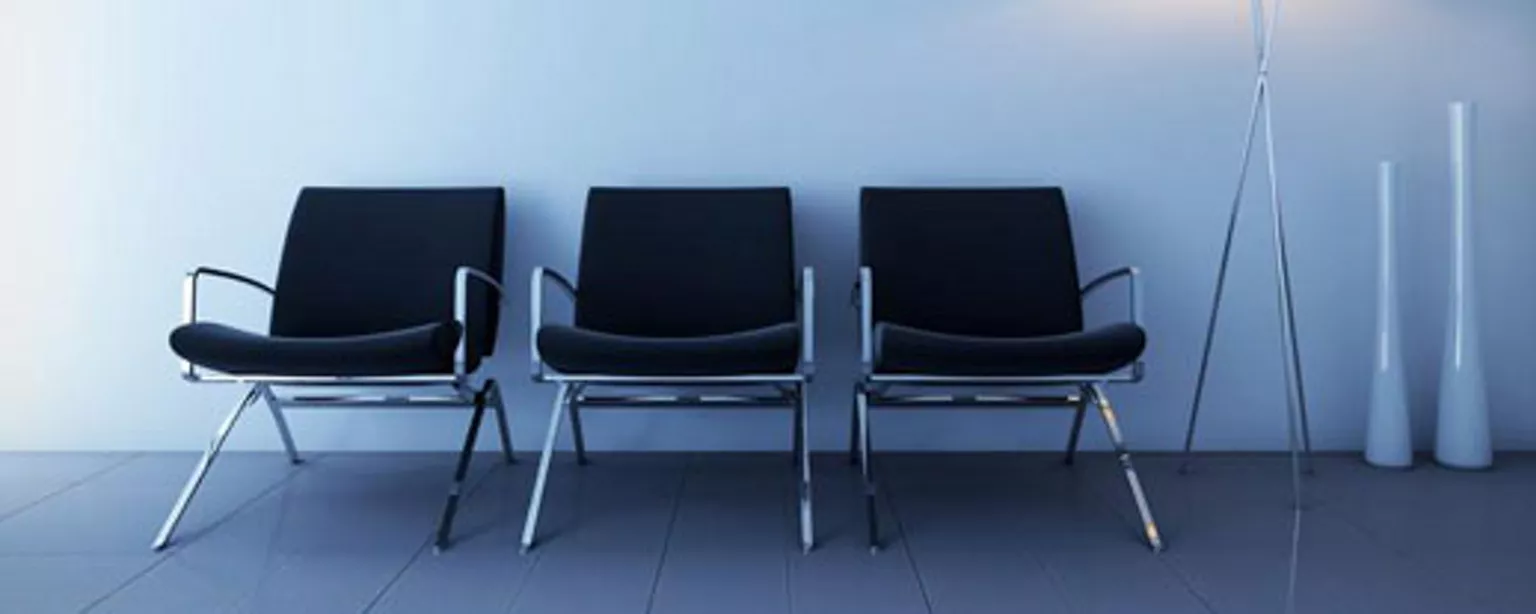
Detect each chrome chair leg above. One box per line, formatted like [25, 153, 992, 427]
[488, 380, 515, 465]
[856, 385, 879, 553]
[1063, 396, 1087, 466]
[258, 385, 302, 465]
[795, 383, 815, 553]
[434, 389, 488, 553]
[1088, 383, 1164, 552]
[568, 394, 588, 466]
[152, 386, 260, 551]
[792, 390, 804, 468]
[847, 389, 860, 466]
[521, 383, 572, 554]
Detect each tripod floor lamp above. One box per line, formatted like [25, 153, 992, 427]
[1181, 0, 1313, 485]
[1182, 3, 1313, 610]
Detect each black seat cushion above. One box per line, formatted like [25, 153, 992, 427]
[537, 323, 800, 376]
[873, 322, 1146, 376]
[170, 321, 461, 377]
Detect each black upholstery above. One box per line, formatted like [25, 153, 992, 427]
[861, 188, 1083, 338]
[171, 321, 461, 377]
[874, 322, 1145, 376]
[574, 187, 797, 337]
[537, 187, 801, 376]
[538, 323, 800, 376]
[171, 187, 505, 376]
[862, 187, 1143, 377]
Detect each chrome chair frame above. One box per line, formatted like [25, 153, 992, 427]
[522, 266, 816, 554]
[851, 265, 1164, 553]
[152, 265, 513, 552]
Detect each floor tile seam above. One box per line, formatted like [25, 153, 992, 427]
[0, 452, 144, 526]
[642, 453, 693, 614]
[356, 455, 507, 613]
[880, 467, 941, 614]
[79, 452, 311, 612]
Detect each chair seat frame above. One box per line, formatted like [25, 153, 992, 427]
[152, 265, 513, 553]
[522, 267, 817, 554]
[851, 266, 1164, 554]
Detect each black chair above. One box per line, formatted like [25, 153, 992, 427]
[525, 187, 816, 553]
[853, 187, 1163, 552]
[158, 187, 511, 552]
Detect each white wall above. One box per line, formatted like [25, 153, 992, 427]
[2, 0, 1533, 452]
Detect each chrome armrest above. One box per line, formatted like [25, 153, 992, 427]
[855, 266, 873, 375]
[530, 266, 577, 380]
[180, 266, 277, 380]
[798, 267, 816, 378]
[453, 266, 508, 379]
[1080, 266, 1143, 329]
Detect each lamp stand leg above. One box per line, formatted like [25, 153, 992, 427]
[1181, 0, 1313, 478]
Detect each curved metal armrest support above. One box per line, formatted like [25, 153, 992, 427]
[1080, 266, 1143, 329]
[530, 267, 578, 380]
[798, 267, 816, 379]
[855, 267, 874, 376]
[454, 266, 508, 379]
[181, 267, 276, 380]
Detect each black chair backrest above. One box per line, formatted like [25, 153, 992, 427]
[860, 187, 1083, 338]
[270, 187, 505, 365]
[575, 187, 796, 337]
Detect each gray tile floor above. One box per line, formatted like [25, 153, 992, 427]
[0, 451, 1531, 613]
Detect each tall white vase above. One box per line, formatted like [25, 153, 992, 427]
[1366, 161, 1412, 468]
[1435, 101, 1493, 470]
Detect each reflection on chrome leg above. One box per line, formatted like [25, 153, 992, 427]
[521, 383, 573, 554]
[1088, 384, 1164, 552]
[856, 386, 879, 553]
[795, 383, 815, 553]
[434, 389, 488, 553]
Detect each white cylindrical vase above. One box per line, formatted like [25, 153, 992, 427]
[1435, 101, 1493, 470]
[1366, 161, 1412, 469]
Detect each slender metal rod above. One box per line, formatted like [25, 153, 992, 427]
[521, 383, 572, 554]
[1088, 384, 1164, 552]
[568, 397, 588, 466]
[857, 385, 878, 553]
[278, 397, 471, 408]
[847, 388, 860, 466]
[1263, 90, 1315, 474]
[795, 383, 814, 553]
[792, 392, 804, 468]
[1256, 57, 1308, 513]
[1182, 75, 1266, 473]
[434, 392, 488, 553]
[543, 374, 805, 385]
[1262, 86, 1310, 507]
[1253, 0, 1307, 609]
[202, 374, 462, 386]
[573, 394, 790, 408]
[1182, 0, 1313, 475]
[868, 394, 1077, 408]
[258, 384, 301, 465]
[1064, 398, 1088, 465]
[488, 381, 515, 465]
[1253, 0, 1315, 472]
[152, 386, 260, 550]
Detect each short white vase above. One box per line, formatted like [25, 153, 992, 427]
[1435, 101, 1492, 470]
[1366, 161, 1412, 469]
